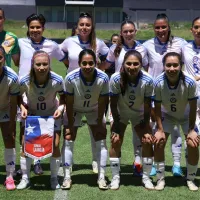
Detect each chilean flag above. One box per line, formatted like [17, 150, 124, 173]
[24, 116, 54, 160]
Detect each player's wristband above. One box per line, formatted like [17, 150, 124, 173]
[57, 105, 64, 112]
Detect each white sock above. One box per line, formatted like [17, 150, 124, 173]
[187, 164, 198, 181]
[62, 140, 74, 179]
[88, 126, 97, 162]
[110, 157, 120, 179]
[155, 161, 165, 181]
[171, 129, 182, 167]
[142, 157, 153, 181]
[4, 148, 16, 178]
[20, 156, 32, 180]
[33, 159, 40, 165]
[50, 157, 61, 178]
[20, 145, 22, 153]
[96, 140, 108, 179]
[132, 127, 142, 164]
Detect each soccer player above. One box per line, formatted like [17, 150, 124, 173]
[17, 50, 65, 190]
[17, 13, 68, 175]
[109, 50, 154, 190]
[60, 12, 109, 176]
[63, 49, 109, 190]
[0, 46, 19, 190]
[0, 8, 20, 67]
[154, 52, 199, 191]
[143, 13, 188, 176]
[100, 20, 149, 176]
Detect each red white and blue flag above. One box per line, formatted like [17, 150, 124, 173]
[24, 116, 54, 160]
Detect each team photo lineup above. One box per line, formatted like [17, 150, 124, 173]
[1, 5, 200, 195]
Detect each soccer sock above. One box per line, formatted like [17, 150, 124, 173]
[171, 131, 182, 167]
[132, 127, 142, 164]
[62, 140, 74, 179]
[88, 126, 97, 162]
[110, 157, 120, 179]
[142, 157, 153, 181]
[33, 159, 40, 165]
[20, 145, 23, 153]
[20, 156, 32, 180]
[4, 148, 16, 178]
[187, 164, 198, 181]
[155, 161, 165, 180]
[96, 140, 108, 179]
[50, 157, 61, 178]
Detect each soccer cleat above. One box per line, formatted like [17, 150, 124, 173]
[150, 165, 157, 176]
[50, 177, 60, 190]
[133, 162, 143, 177]
[97, 178, 108, 190]
[142, 178, 154, 190]
[33, 163, 43, 175]
[187, 180, 198, 191]
[61, 178, 72, 190]
[155, 178, 165, 191]
[172, 165, 183, 177]
[4, 177, 16, 191]
[17, 178, 30, 190]
[109, 177, 120, 190]
[92, 161, 98, 174]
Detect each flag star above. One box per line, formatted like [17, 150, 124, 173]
[26, 124, 35, 135]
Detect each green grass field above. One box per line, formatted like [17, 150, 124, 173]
[0, 60, 199, 200]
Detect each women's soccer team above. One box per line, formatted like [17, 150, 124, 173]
[0, 7, 200, 192]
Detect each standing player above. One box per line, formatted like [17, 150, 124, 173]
[100, 20, 149, 176]
[0, 46, 19, 190]
[154, 52, 199, 191]
[143, 13, 187, 176]
[18, 13, 68, 175]
[60, 12, 109, 176]
[63, 49, 109, 190]
[109, 50, 154, 190]
[17, 50, 65, 190]
[0, 8, 19, 67]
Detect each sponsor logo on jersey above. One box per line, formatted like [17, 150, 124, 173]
[86, 89, 90, 93]
[171, 93, 175, 96]
[129, 95, 135, 100]
[38, 96, 45, 101]
[3, 114, 9, 119]
[85, 94, 91, 99]
[40, 92, 44, 95]
[170, 97, 177, 103]
[130, 90, 135, 93]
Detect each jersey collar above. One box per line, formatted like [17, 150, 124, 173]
[80, 68, 97, 86]
[30, 37, 46, 45]
[165, 72, 181, 90]
[77, 35, 90, 44]
[123, 40, 139, 50]
[128, 70, 142, 87]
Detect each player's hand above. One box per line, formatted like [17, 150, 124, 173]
[142, 133, 153, 144]
[110, 132, 120, 144]
[187, 130, 200, 148]
[153, 130, 166, 147]
[53, 109, 62, 119]
[21, 107, 28, 119]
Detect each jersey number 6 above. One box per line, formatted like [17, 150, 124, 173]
[171, 104, 176, 112]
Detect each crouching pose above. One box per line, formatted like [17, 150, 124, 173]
[109, 50, 154, 190]
[63, 49, 109, 190]
[154, 52, 200, 191]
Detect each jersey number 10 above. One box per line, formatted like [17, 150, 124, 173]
[37, 102, 46, 110]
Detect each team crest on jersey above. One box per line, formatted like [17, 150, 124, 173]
[38, 96, 45, 101]
[129, 95, 135, 100]
[85, 94, 91, 99]
[170, 97, 177, 103]
[3, 40, 10, 46]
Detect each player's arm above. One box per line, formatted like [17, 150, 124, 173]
[54, 94, 65, 119]
[97, 95, 109, 125]
[66, 94, 74, 128]
[62, 58, 69, 69]
[11, 53, 20, 67]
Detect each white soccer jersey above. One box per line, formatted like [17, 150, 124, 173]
[106, 41, 148, 72]
[110, 71, 154, 118]
[60, 35, 109, 73]
[65, 68, 109, 112]
[20, 71, 65, 116]
[0, 66, 19, 111]
[154, 72, 198, 121]
[143, 37, 187, 78]
[18, 37, 66, 78]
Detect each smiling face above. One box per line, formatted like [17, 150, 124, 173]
[78, 17, 92, 40]
[164, 55, 181, 83]
[154, 19, 170, 42]
[111, 36, 119, 44]
[191, 18, 200, 43]
[28, 20, 44, 43]
[121, 23, 136, 45]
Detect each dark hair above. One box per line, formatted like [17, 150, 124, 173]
[114, 20, 136, 57]
[192, 17, 200, 27]
[154, 13, 174, 46]
[78, 49, 96, 66]
[120, 50, 142, 96]
[26, 14, 46, 37]
[111, 33, 119, 42]
[162, 52, 185, 85]
[0, 8, 5, 18]
[78, 12, 96, 53]
[71, 24, 78, 36]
